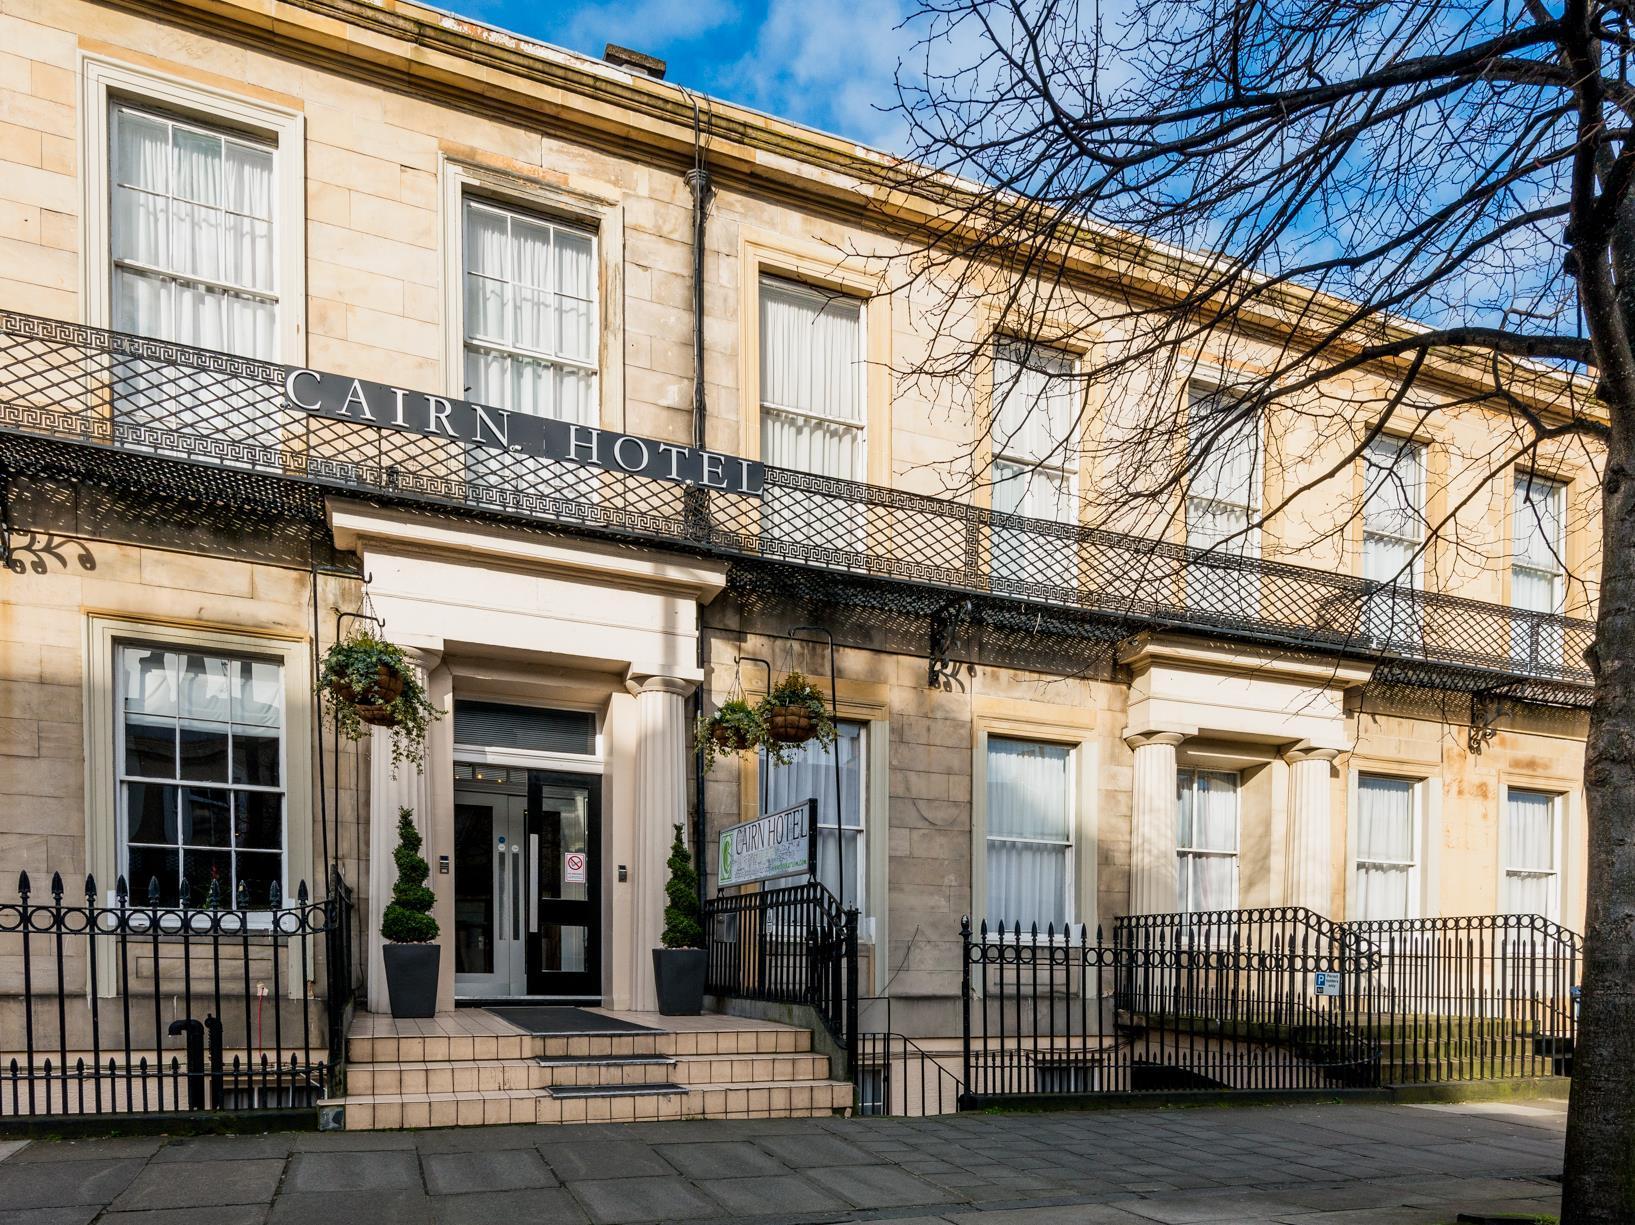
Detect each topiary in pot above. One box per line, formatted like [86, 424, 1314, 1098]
[694, 697, 766, 769]
[380, 807, 440, 1018]
[318, 630, 442, 770]
[653, 824, 707, 1015]
[758, 671, 838, 764]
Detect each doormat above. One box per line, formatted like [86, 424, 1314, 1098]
[486, 1006, 656, 1034]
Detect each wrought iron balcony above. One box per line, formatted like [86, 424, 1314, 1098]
[0, 311, 1595, 707]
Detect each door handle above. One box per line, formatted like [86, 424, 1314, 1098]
[511, 843, 522, 938]
[528, 833, 539, 934]
[496, 840, 508, 941]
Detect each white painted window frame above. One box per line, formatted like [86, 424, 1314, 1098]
[1350, 772, 1422, 921]
[1500, 786, 1564, 922]
[977, 732, 1086, 935]
[1175, 766, 1242, 913]
[757, 274, 869, 472]
[79, 53, 305, 362]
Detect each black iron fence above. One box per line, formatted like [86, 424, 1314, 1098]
[702, 881, 859, 1055]
[0, 868, 353, 1121]
[854, 995, 965, 1117]
[961, 909, 1582, 1107]
[0, 311, 1594, 701]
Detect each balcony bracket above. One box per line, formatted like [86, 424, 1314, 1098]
[928, 597, 975, 690]
[1468, 689, 1520, 755]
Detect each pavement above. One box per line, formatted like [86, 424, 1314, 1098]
[0, 1098, 1567, 1225]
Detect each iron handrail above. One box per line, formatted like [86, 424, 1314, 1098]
[0, 310, 1596, 698]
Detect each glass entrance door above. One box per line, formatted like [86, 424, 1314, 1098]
[453, 765, 602, 1000]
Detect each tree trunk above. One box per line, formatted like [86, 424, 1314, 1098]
[1563, 413, 1635, 1223]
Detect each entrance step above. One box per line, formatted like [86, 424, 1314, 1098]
[327, 1011, 849, 1129]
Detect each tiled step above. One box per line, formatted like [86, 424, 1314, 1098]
[348, 1025, 811, 1066]
[324, 1077, 853, 1130]
[547, 1082, 686, 1099]
[346, 1050, 832, 1095]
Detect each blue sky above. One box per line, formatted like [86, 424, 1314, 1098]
[453, 0, 917, 150]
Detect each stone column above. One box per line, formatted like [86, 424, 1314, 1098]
[1126, 731, 1186, 915]
[366, 647, 439, 1013]
[1283, 745, 1340, 915]
[630, 675, 693, 1011]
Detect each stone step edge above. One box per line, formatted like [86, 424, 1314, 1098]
[324, 1076, 852, 1105]
[546, 1082, 689, 1099]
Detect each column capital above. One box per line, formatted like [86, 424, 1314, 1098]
[1284, 743, 1341, 765]
[626, 674, 695, 699]
[1124, 729, 1188, 752]
[397, 645, 442, 674]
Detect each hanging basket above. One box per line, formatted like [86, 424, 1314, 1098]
[710, 721, 757, 753]
[330, 662, 406, 727]
[765, 704, 818, 744]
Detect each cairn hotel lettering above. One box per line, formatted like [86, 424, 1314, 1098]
[283, 367, 765, 497]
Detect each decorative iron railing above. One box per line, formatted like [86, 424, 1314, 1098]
[0, 868, 353, 1121]
[0, 312, 1596, 700]
[961, 909, 1581, 1107]
[702, 881, 859, 1055]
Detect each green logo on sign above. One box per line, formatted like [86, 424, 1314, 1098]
[720, 835, 733, 883]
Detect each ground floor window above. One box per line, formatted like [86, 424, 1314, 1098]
[1502, 788, 1560, 919]
[985, 736, 1074, 928]
[117, 644, 285, 907]
[1354, 774, 1418, 920]
[1176, 768, 1239, 912]
[764, 721, 868, 924]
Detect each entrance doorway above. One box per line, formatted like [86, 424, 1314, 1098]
[453, 764, 602, 1001]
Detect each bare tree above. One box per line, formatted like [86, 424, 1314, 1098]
[886, 1, 1629, 1219]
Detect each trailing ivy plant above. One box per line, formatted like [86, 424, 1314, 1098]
[757, 671, 838, 765]
[317, 629, 442, 769]
[660, 824, 703, 950]
[380, 808, 438, 944]
[694, 697, 767, 769]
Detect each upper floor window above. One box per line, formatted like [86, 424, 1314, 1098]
[1354, 774, 1417, 920]
[1185, 388, 1260, 608]
[1502, 788, 1560, 919]
[462, 198, 597, 425]
[1362, 436, 1426, 640]
[111, 105, 276, 359]
[1512, 474, 1566, 666]
[990, 342, 1079, 589]
[759, 277, 865, 479]
[985, 736, 1075, 928]
[1176, 768, 1239, 912]
[118, 644, 285, 908]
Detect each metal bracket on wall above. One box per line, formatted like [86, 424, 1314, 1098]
[928, 597, 975, 690]
[1468, 689, 1519, 755]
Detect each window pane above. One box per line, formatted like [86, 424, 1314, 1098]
[987, 738, 1070, 841]
[234, 791, 283, 850]
[222, 139, 273, 219]
[760, 278, 863, 422]
[1187, 389, 1259, 509]
[128, 846, 180, 904]
[993, 342, 1076, 465]
[179, 653, 230, 721]
[114, 109, 169, 192]
[182, 847, 232, 903]
[171, 127, 222, 205]
[1177, 770, 1237, 851]
[232, 659, 281, 727]
[1364, 438, 1423, 542]
[181, 787, 232, 847]
[232, 726, 280, 786]
[1356, 863, 1411, 921]
[1504, 790, 1555, 873]
[113, 184, 167, 268]
[126, 782, 178, 845]
[122, 648, 178, 717]
[987, 839, 1067, 928]
[1514, 475, 1564, 572]
[235, 851, 281, 908]
[1357, 776, 1415, 861]
[169, 199, 222, 282]
[178, 722, 230, 783]
[124, 716, 176, 778]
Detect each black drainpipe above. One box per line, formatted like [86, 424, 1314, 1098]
[684, 90, 712, 899]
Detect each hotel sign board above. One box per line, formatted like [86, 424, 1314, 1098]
[717, 799, 817, 889]
[282, 366, 765, 497]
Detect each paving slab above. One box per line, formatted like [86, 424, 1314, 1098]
[652, 1140, 789, 1179]
[151, 1134, 299, 1162]
[98, 1206, 270, 1225]
[429, 1187, 589, 1225]
[0, 1209, 99, 1225]
[567, 1174, 723, 1224]
[945, 1206, 1157, 1224]
[422, 1148, 556, 1195]
[802, 1162, 963, 1209]
[0, 1157, 145, 1208]
[694, 1172, 852, 1215]
[541, 1139, 675, 1180]
[284, 1148, 422, 1193]
[269, 1190, 433, 1225]
[109, 1158, 286, 1211]
[2, 1137, 164, 1163]
[754, 1131, 877, 1167]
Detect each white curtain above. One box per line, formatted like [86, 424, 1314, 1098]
[1502, 789, 1557, 917]
[111, 107, 275, 360]
[764, 722, 866, 922]
[759, 277, 866, 551]
[1362, 437, 1424, 643]
[1511, 475, 1565, 666]
[1184, 391, 1260, 612]
[986, 737, 1072, 928]
[1355, 775, 1415, 920]
[990, 343, 1079, 592]
[462, 200, 597, 426]
[1176, 768, 1238, 912]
